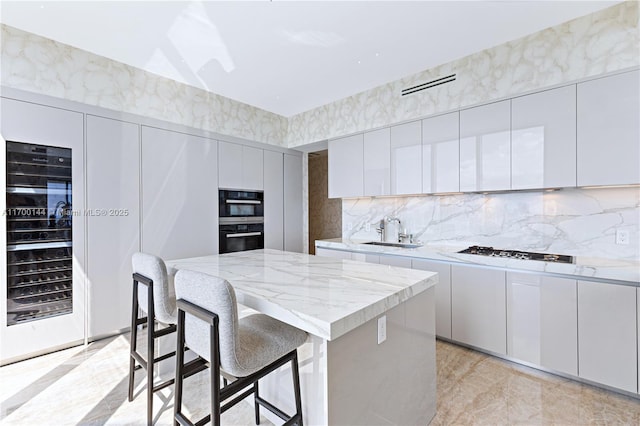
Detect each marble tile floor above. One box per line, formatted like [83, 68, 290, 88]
[1, 333, 639, 425]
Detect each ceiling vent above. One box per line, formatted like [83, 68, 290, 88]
[401, 74, 456, 96]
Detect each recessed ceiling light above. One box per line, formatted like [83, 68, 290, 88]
[357, 60, 361, 64]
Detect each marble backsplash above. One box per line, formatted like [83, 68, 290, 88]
[342, 187, 640, 261]
[287, 1, 639, 147]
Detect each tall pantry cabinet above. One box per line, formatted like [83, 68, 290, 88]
[86, 116, 140, 338]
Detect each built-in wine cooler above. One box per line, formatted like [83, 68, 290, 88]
[6, 141, 73, 326]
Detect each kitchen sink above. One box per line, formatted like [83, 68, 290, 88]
[363, 241, 423, 249]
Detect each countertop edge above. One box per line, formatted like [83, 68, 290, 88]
[315, 239, 640, 286]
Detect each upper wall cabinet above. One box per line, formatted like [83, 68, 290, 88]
[422, 112, 460, 193]
[460, 100, 511, 192]
[363, 128, 391, 196]
[512, 85, 577, 189]
[218, 141, 264, 190]
[328, 134, 363, 198]
[577, 70, 640, 186]
[391, 121, 422, 195]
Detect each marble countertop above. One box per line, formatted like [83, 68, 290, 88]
[316, 239, 640, 285]
[166, 249, 437, 341]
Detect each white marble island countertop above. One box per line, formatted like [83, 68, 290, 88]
[166, 249, 437, 341]
[316, 238, 640, 285]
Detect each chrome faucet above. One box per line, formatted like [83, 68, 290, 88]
[375, 216, 402, 243]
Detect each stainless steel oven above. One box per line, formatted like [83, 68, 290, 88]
[218, 189, 264, 254]
[219, 189, 263, 219]
[219, 217, 264, 254]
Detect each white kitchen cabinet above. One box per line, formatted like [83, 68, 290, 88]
[391, 121, 422, 195]
[451, 264, 506, 354]
[315, 248, 351, 260]
[141, 126, 218, 260]
[263, 150, 284, 250]
[577, 70, 640, 186]
[460, 100, 511, 192]
[328, 134, 364, 198]
[512, 85, 577, 189]
[422, 112, 460, 193]
[218, 141, 264, 190]
[363, 128, 391, 196]
[577, 280, 637, 393]
[284, 154, 303, 253]
[351, 253, 380, 263]
[506, 273, 577, 375]
[379, 255, 412, 268]
[86, 116, 140, 338]
[412, 259, 451, 339]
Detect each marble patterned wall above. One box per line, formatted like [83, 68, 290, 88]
[343, 187, 640, 261]
[308, 152, 342, 254]
[287, 1, 639, 147]
[0, 24, 288, 147]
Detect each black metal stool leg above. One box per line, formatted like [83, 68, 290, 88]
[254, 381, 260, 424]
[291, 351, 303, 426]
[147, 315, 154, 426]
[128, 279, 139, 402]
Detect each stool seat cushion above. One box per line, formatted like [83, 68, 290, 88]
[175, 269, 308, 378]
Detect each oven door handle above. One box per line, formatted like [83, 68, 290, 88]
[226, 232, 262, 238]
[225, 199, 261, 205]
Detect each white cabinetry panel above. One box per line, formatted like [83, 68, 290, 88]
[379, 255, 411, 268]
[86, 116, 140, 338]
[141, 126, 218, 260]
[460, 100, 511, 192]
[218, 141, 263, 190]
[218, 141, 243, 189]
[391, 121, 422, 195]
[328, 134, 364, 198]
[351, 253, 380, 263]
[363, 128, 391, 196]
[315, 248, 351, 260]
[577, 70, 640, 186]
[284, 154, 303, 253]
[512, 85, 577, 189]
[264, 150, 284, 250]
[451, 264, 506, 354]
[577, 280, 637, 393]
[413, 259, 451, 339]
[422, 112, 459, 193]
[506, 273, 577, 375]
[242, 145, 264, 191]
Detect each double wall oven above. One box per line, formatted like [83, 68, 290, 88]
[218, 189, 264, 254]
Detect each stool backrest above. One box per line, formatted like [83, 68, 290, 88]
[132, 252, 177, 324]
[174, 269, 240, 373]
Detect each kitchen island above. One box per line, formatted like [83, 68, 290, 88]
[167, 249, 438, 425]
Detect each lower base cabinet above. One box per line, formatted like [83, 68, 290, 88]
[451, 264, 506, 355]
[506, 273, 577, 375]
[578, 280, 637, 393]
[315, 247, 351, 260]
[413, 259, 452, 339]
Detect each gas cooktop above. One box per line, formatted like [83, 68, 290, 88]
[458, 246, 574, 264]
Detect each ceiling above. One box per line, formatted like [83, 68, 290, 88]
[0, 1, 620, 117]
